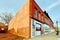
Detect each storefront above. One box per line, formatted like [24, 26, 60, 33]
[31, 19, 44, 37]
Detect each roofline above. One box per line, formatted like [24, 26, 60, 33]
[44, 11, 54, 24]
[33, 0, 54, 24]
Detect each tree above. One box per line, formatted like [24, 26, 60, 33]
[0, 12, 13, 25]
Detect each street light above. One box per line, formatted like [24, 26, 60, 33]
[56, 21, 59, 35]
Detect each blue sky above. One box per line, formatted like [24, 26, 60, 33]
[35, 0, 60, 26]
[0, 0, 26, 15]
[0, 0, 60, 26]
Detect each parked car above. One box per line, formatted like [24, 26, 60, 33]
[0, 22, 8, 33]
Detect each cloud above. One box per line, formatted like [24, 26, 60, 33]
[46, 0, 60, 11]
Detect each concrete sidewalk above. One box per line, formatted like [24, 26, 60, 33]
[29, 32, 60, 40]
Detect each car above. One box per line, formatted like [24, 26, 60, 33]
[0, 22, 8, 33]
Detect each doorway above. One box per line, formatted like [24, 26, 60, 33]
[31, 19, 42, 37]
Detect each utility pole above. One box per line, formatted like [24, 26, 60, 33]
[56, 21, 59, 35]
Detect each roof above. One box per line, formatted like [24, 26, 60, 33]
[44, 11, 53, 24]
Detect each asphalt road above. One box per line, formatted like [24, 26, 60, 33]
[0, 32, 27, 40]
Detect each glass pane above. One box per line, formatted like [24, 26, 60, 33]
[32, 19, 35, 36]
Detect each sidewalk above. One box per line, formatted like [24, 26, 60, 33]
[29, 32, 60, 40]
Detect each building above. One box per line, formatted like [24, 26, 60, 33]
[8, 0, 54, 38]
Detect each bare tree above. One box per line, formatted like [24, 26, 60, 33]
[0, 12, 13, 25]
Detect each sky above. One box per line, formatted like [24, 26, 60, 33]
[0, 0, 60, 27]
[35, 0, 60, 27]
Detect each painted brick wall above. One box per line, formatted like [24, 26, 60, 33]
[8, 0, 31, 38]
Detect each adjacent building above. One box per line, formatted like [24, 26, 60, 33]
[8, 0, 54, 38]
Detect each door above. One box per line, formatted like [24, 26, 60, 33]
[35, 23, 41, 36]
[31, 19, 42, 38]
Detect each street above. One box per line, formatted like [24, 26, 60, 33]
[0, 32, 60, 40]
[0, 32, 27, 40]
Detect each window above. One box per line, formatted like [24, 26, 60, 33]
[38, 12, 40, 20]
[32, 19, 35, 36]
[32, 19, 35, 29]
[42, 15, 44, 21]
[45, 18, 48, 23]
[34, 8, 37, 18]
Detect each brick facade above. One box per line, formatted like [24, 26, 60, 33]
[8, 0, 54, 38]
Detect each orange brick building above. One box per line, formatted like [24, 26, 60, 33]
[8, 0, 54, 38]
